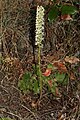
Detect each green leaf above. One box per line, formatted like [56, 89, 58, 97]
[48, 5, 59, 22]
[47, 80, 57, 94]
[55, 73, 65, 83]
[18, 80, 27, 92]
[62, 75, 68, 85]
[33, 80, 39, 94]
[23, 73, 30, 86]
[54, 72, 68, 85]
[50, 83, 57, 94]
[61, 5, 77, 15]
[18, 72, 32, 93]
[23, 72, 31, 82]
[51, 87, 56, 94]
[47, 63, 53, 69]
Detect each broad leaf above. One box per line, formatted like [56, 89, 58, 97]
[48, 5, 59, 22]
[61, 5, 77, 15]
[18, 72, 32, 93]
[18, 80, 27, 92]
[50, 82, 57, 94]
[54, 73, 65, 83]
[54, 72, 68, 85]
[33, 80, 39, 94]
[23, 72, 31, 82]
[62, 75, 68, 85]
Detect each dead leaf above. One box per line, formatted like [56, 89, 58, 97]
[70, 72, 76, 80]
[65, 56, 80, 64]
[53, 62, 67, 73]
[43, 68, 51, 76]
[31, 101, 37, 108]
[61, 14, 73, 20]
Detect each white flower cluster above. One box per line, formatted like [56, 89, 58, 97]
[35, 5, 45, 47]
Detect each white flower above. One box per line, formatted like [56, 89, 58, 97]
[35, 5, 45, 47]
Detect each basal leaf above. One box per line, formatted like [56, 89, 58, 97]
[23, 72, 31, 81]
[50, 83, 57, 94]
[22, 72, 31, 86]
[55, 72, 66, 83]
[62, 75, 68, 85]
[18, 80, 27, 92]
[33, 80, 39, 94]
[55, 72, 68, 85]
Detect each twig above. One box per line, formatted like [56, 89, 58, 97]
[0, 85, 9, 93]
[1, 109, 23, 120]
[21, 104, 38, 120]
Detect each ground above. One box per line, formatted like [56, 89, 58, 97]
[0, 0, 80, 120]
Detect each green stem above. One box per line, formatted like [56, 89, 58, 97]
[38, 44, 42, 99]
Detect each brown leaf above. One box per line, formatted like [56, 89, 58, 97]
[61, 14, 73, 20]
[65, 56, 80, 64]
[31, 101, 37, 108]
[70, 72, 76, 80]
[53, 62, 67, 73]
[43, 68, 51, 76]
